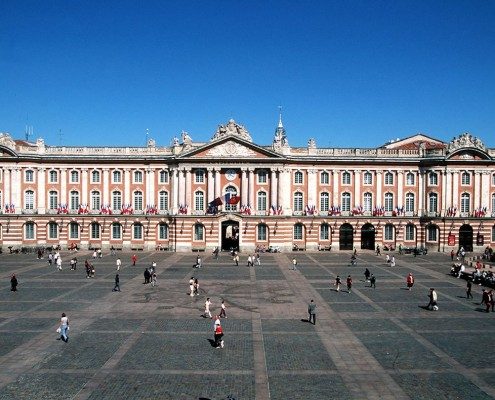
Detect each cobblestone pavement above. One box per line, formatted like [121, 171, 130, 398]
[0, 249, 494, 399]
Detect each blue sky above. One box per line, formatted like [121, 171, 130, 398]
[1, 1, 494, 148]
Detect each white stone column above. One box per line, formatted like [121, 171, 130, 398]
[474, 171, 481, 209]
[481, 171, 490, 209]
[178, 168, 186, 206]
[171, 167, 179, 212]
[445, 169, 453, 209]
[452, 171, 459, 208]
[103, 168, 110, 206]
[354, 170, 361, 207]
[185, 169, 192, 208]
[418, 170, 424, 214]
[214, 168, 221, 199]
[376, 171, 382, 207]
[37, 167, 46, 212]
[270, 169, 278, 208]
[440, 170, 446, 215]
[60, 168, 67, 205]
[248, 168, 255, 207]
[332, 170, 339, 206]
[307, 169, 317, 207]
[279, 168, 292, 213]
[397, 171, 404, 207]
[148, 168, 155, 207]
[207, 167, 214, 203]
[81, 168, 88, 205]
[124, 169, 131, 206]
[241, 168, 248, 206]
[3, 168, 11, 205]
[11, 167, 21, 211]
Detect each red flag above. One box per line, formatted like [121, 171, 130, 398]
[229, 196, 241, 204]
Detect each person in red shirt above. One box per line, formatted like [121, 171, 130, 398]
[346, 275, 353, 293]
[131, 254, 137, 266]
[406, 273, 415, 290]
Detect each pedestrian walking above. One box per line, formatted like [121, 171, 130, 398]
[450, 249, 455, 261]
[364, 268, 371, 282]
[131, 254, 137, 266]
[116, 258, 121, 271]
[308, 299, 316, 325]
[481, 289, 491, 313]
[219, 300, 227, 318]
[204, 298, 212, 318]
[48, 252, 53, 265]
[70, 257, 77, 270]
[490, 290, 495, 312]
[335, 275, 342, 292]
[144, 268, 151, 284]
[386, 254, 390, 264]
[10, 274, 18, 292]
[193, 278, 199, 295]
[255, 253, 261, 266]
[113, 273, 121, 291]
[398, 244, 403, 255]
[370, 274, 376, 288]
[346, 275, 353, 293]
[426, 288, 438, 310]
[151, 271, 157, 287]
[85, 260, 91, 278]
[189, 277, 195, 297]
[406, 273, 415, 290]
[97, 249, 102, 258]
[466, 280, 473, 299]
[214, 319, 224, 348]
[291, 257, 298, 271]
[56, 257, 62, 271]
[376, 245, 381, 256]
[90, 264, 95, 278]
[57, 313, 69, 342]
[195, 255, 202, 269]
[390, 256, 396, 267]
[92, 250, 97, 259]
[110, 245, 116, 256]
[213, 247, 219, 259]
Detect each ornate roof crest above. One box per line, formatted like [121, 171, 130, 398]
[211, 119, 252, 142]
[205, 141, 256, 157]
[0, 133, 16, 149]
[447, 132, 486, 154]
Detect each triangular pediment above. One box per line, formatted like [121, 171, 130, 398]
[382, 134, 445, 150]
[177, 137, 283, 160]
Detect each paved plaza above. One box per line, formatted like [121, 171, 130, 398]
[0, 248, 494, 400]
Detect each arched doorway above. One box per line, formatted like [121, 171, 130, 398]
[339, 223, 354, 250]
[459, 224, 473, 252]
[221, 220, 239, 251]
[361, 223, 375, 250]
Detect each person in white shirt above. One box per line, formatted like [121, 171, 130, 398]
[204, 298, 212, 318]
[58, 313, 69, 342]
[116, 258, 122, 271]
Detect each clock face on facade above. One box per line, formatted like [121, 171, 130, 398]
[225, 169, 237, 181]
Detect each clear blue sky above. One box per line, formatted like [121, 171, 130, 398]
[1, 1, 494, 148]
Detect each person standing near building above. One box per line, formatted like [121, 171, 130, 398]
[481, 289, 491, 313]
[291, 257, 298, 271]
[335, 275, 342, 292]
[370, 274, 376, 289]
[10, 274, 18, 292]
[219, 299, 227, 318]
[233, 253, 239, 266]
[113, 273, 121, 292]
[247, 255, 252, 267]
[466, 280, 473, 299]
[56, 256, 62, 271]
[376, 245, 381, 256]
[406, 273, 415, 290]
[255, 253, 261, 266]
[450, 249, 455, 261]
[364, 268, 371, 282]
[58, 313, 69, 342]
[131, 254, 137, 266]
[204, 297, 212, 318]
[346, 275, 353, 293]
[308, 299, 316, 325]
[116, 258, 121, 271]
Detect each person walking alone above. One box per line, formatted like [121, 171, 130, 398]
[219, 300, 227, 318]
[131, 254, 137, 266]
[291, 257, 298, 271]
[116, 258, 121, 271]
[427, 288, 438, 310]
[113, 273, 121, 292]
[308, 299, 316, 325]
[335, 275, 342, 292]
[364, 268, 371, 282]
[204, 298, 212, 318]
[58, 313, 69, 342]
[406, 273, 415, 290]
[346, 275, 353, 293]
[466, 280, 473, 299]
[214, 319, 224, 348]
[370, 274, 376, 289]
[10, 274, 18, 292]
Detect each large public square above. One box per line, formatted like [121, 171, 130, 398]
[0, 249, 494, 400]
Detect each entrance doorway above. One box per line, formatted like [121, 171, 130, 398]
[339, 223, 354, 250]
[459, 224, 473, 252]
[361, 223, 375, 250]
[221, 221, 239, 251]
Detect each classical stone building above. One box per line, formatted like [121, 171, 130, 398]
[0, 118, 494, 253]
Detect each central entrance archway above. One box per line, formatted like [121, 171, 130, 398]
[221, 221, 239, 251]
[459, 224, 473, 252]
[361, 223, 375, 250]
[339, 223, 354, 250]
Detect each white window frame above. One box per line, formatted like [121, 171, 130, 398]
[25, 170, 34, 183]
[363, 172, 373, 185]
[321, 171, 329, 185]
[406, 172, 415, 186]
[257, 224, 267, 241]
[257, 170, 267, 184]
[384, 172, 394, 185]
[134, 171, 143, 184]
[342, 172, 351, 185]
[70, 170, 79, 183]
[294, 171, 303, 184]
[91, 170, 100, 183]
[195, 169, 205, 183]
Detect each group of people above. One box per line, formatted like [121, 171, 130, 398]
[334, 275, 354, 292]
[144, 262, 157, 286]
[189, 277, 200, 296]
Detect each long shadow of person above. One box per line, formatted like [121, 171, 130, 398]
[207, 338, 217, 347]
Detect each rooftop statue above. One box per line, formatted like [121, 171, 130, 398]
[447, 132, 486, 154]
[211, 119, 252, 142]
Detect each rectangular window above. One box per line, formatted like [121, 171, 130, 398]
[406, 173, 415, 186]
[320, 224, 329, 240]
[49, 170, 58, 183]
[405, 225, 414, 241]
[427, 226, 437, 241]
[70, 224, 79, 239]
[293, 225, 303, 240]
[92, 171, 100, 183]
[25, 170, 34, 182]
[133, 224, 143, 239]
[363, 173, 373, 185]
[70, 171, 79, 183]
[134, 171, 143, 183]
[194, 225, 204, 241]
[159, 192, 169, 211]
[429, 173, 438, 186]
[91, 224, 100, 240]
[384, 173, 394, 185]
[48, 223, 58, 239]
[113, 171, 122, 183]
[195, 170, 205, 183]
[112, 224, 121, 239]
[159, 170, 169, 183]
[25, 191, 34, 210]
[257, 225, 267, 241]
[258, 170, 267, 184]
[294, 171, 303, 184]
[25, 223, 35, 239]
[320, 172, 329, 185]
[159, 225, 168, 239]
[384, 225, 394, 241]
[293, 194, 303, 212]
[342, 172, 351, 185]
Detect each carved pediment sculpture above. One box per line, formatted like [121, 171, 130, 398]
[205, 141, 256, 157]
[447, 132, 486, 154]
[211, 119, 252, 142]
[0, 133, 16, 149]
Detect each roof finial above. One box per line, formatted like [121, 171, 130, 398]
[278, 105, 283, 128]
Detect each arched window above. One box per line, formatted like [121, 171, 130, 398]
[363, 172, 373, 185]
[257, 224, 267, 241]
[405, 224, 415, 241]
[48, 222, 58, 239]
[293, 223, 303, 240]
[384, 192, 394, 212]
[363, 192, 373, 212]
[133, 191, 143, 212]
[91, 191, 101, 211]
[341, 192, 351, 212]
[461, 172, 471, 185]
[460, 193, 470, 213]
[429, 172, 438, 186]
[257, 191, 267, 211]
[25, 222, 35, 239]
[224, 186, 238, 212]
[25, 190, 35, 210]
[70, 190, 79, 210]
[194, 224, 204, 241]
[159, 223, 168, 240]
[90, 222, 100, 239]
[112, 191, 122, 211]
[293, 192, 303, 212]
[69, 222, 79, 239]
[406, 172, 415, 186]
[321, 171, 329, 185]
[294, 171, 303, 184]
[405, 193, 415, 213]
[320, 223, 329, 240]
[112, 223, 121, 239]
[49, 191, 58, 210]
[113, 170, 121, 183]
[342, 171, 351, 185]
[195, 190, 205, 211]
[320, 192, 329, 212]
[133, 223, 143, 239]
[91, 170, 100, 183]
[428, 193, 438, 213]
[384, 172, 394, 185]
[159, 191, 169, 211]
